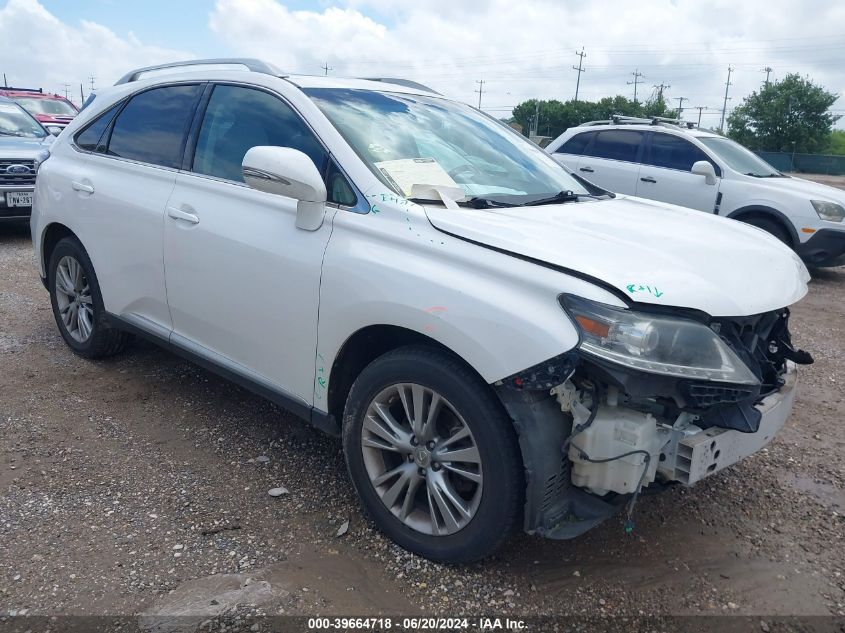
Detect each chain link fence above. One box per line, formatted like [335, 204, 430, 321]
[756, 151, 845, 175]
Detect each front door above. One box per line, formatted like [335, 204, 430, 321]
[163, 83, 334, 403]
[636, 132, 721, 212]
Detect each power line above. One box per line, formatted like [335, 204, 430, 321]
[573, 48, 586, 101]
[474, 79, 485, 108]
[627, 69, 645, 104]
[720, 66, 734, 133]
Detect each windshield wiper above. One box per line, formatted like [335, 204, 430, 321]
[519, 190, 580, 207]
[464, 196, 518, 209]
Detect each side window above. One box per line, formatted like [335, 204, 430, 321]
[648, 133, 718, 173]
[587, 130, 644, 163]
[74, 102, 121, 152]
[105, 84, 201, 169]
[326, 161, 357, 206]
[192, 85, 328, 184]
[557, 132, 593, 156]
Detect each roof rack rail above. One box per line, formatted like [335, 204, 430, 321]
[361, 78, 440, 95]
[115, 58, 286, 85]
[0, 86, 43, 93]
[581, 115, 696, 129]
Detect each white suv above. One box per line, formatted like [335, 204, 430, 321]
[32, 59, 813, 562]
[547, 117, 845, 268]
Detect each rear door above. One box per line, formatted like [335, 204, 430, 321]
[578, 129, 645, 194]
[637, 132, 721, 212]
[162, 83, 345, 404]
[76, 83, 203, 336]
[550, 130, 594, 172]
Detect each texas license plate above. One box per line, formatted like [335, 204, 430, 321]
[6, 192, 32, 207]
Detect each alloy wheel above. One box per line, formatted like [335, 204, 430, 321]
[360, 383, 483, 535]
[54, 255, 94, 343]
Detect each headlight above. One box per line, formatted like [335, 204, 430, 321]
[811, 200, 845, 222]
[560, 295, 759, 385]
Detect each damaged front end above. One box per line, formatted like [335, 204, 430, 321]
[496, 296, 812, 540]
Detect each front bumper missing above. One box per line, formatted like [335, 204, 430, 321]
[500, 364, 798, 540]
[658, 363, 797, 485]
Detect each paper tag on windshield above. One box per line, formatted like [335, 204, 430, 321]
[374, 158, 461, 198]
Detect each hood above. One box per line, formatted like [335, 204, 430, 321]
[0, 135, 52, 158]
[746, 174, 845, 203]
[425, 196, 809, 317]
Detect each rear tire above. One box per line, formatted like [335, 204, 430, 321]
[342, 345, 523, 563]
[48, 237, 132, 358]
[742, 216, 792, 247]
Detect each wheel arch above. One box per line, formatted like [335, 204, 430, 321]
[40, 222, 79, 274]
[726, 205, 798, 248]
[325, 324, 487, 424]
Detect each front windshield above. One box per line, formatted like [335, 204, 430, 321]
[16, 97, 78, 116]
[698, 136, 782, 177]
[0, 101, 46, 138]
[305, 88, 590, 204]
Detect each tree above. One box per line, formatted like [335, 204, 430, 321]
[511, 95, 677, 140]
[827, 129, 845, 155]
[727, 74, 840, 153]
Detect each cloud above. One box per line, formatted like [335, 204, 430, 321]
[0, 0, 191, 103]
[1, 0, 842, 128]
[209, 0, 845, 128]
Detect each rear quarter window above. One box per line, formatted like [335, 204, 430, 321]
[74, 102, 122, 152]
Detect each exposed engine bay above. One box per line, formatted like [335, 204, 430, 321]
[496, 307, 812, 539]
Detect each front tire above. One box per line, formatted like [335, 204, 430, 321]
[48, 237, 132, 358]
[742, 216, 792, 246]
[342, 345, 523, 563]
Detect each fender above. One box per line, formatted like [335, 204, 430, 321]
[726, 204, 799, 247]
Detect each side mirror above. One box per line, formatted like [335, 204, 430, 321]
[46, 125, 62, 136]
[242, 146, 327, 231]
[691, 160, 717, 185]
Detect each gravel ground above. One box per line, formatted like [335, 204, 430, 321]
[1, 221, 844, 628]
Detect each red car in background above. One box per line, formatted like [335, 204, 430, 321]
[0, 88, 78, 131]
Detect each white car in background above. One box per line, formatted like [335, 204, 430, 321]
[32, 60, 813, 562]
[547, 117, 845, 268]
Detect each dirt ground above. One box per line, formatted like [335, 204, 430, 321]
[1, 218, 844, 629]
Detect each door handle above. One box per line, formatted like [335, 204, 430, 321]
[579, 167, 594, 173]
[640, 176, 657, 183]
[167, 206, 200, 224]
[71, 181, 94, 194]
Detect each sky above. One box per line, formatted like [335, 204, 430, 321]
[1, 0, 844, 131]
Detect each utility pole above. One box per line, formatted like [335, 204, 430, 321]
[653, 82, 670, 100]
[475, 79, 485, 109]
[719, 66, 733, 133]
[531, 100, 540, 137]
[320, 62, 332, 76]
[61, 83, 71, 99]
[693, 105, 707, 128]
[762, 66, 772, 88]
[89, 75, 96, 92]
[79, 83, 84, 104]
[572, 48, 586, 101]
[675, 96, 687, 119]
[628, 69, 644, 104]
[2, 73, 7, 87]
